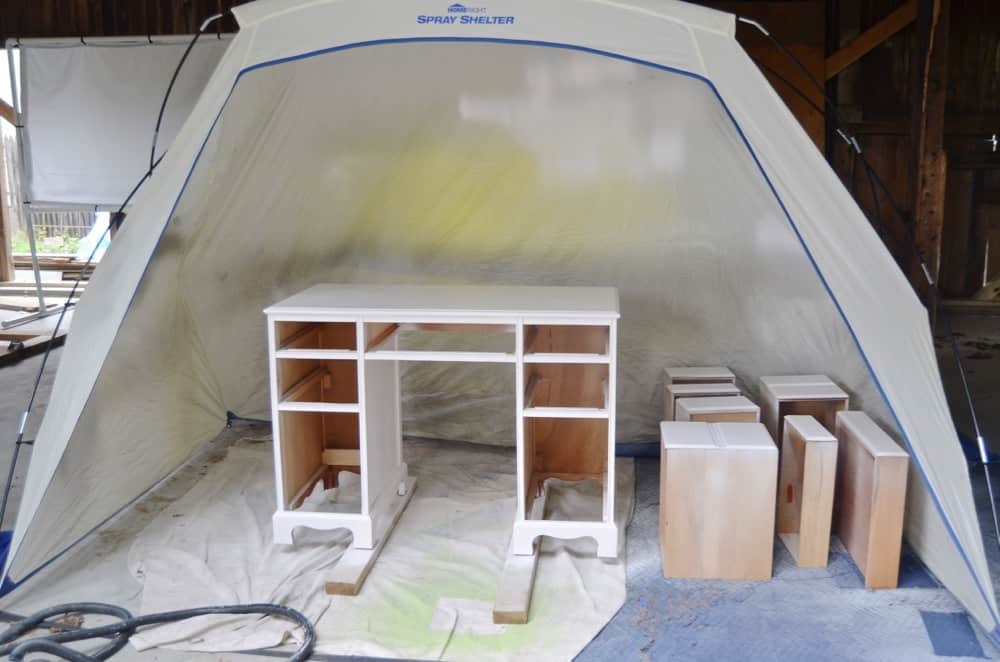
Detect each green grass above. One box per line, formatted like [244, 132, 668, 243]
[11, 228, 81, 255]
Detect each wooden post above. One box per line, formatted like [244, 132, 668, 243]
[910, 0, 950, 303]
[0, 133, 13, 283]
[0, 203, 12, 283]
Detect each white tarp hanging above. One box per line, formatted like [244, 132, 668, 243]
[3, 0, 997, 642]
[18, 36, 231, 206]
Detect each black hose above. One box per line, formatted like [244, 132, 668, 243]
[0, 602, 315, 661]
[149, 28, 205, 171]
[0, 15, 316, 662]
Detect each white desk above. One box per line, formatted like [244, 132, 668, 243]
[265, 284, 621, 595]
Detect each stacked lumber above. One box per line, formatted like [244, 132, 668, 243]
[0, 327, 68, 367]
[12, 254, 94, 281]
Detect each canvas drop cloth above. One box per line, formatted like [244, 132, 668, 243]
[127, 439, 634, 660]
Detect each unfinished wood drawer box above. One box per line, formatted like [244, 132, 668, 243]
[759, 375, 848, 446]
[777, 415, 838, 568]
[663, 382, 740, 421]
[674, 395, 760, 423]
[659, 422, 777, 580]
[663, 366, 735, 385]
[833, 411, 908, 589]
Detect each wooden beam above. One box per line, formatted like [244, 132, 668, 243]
[0, 135, 13, 282]
[825, 0, 917, 81]
[0, 100, 13, 127]
[911, 0, 950, 300]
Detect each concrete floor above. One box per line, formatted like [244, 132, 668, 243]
[936, 306, 1000, 457]
[0, 307, 998, 660]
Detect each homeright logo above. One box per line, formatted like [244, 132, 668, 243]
[418, 4, 515, 24]
[447, 3, 484, 13]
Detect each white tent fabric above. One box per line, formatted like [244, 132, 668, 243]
[4, 0, 998, 640]
[19, 36, 230, 206]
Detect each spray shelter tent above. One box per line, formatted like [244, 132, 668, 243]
[4, 0, 999, 638]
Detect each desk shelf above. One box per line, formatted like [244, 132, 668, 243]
[522, 352, 610, 364]
[276, 349, 358, 360]
[522, 406, 609, 419]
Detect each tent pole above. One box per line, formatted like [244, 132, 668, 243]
[944, 312, 1000, 552]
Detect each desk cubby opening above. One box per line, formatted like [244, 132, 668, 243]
[276, 321, 357, 351]
[524, 324, 609, 358]
[278, 359, 359, 406]
[365, 322, 516, 356]
[523, 417, 609, 519]
[279, 411, 361, 512]
[524, 363, 608, 410]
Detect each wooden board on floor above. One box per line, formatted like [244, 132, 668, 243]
[325, 476, 417, 596]
[0, 327, 67, 367]
[493, 484, 549, 625]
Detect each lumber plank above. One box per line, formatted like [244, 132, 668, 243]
[0, 328, 68, 367]
[0, 100, 14, 127]
[493, 484, 549, 625]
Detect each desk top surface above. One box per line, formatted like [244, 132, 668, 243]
[265, 284, 620, 319]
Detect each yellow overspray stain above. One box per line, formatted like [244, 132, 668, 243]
[350, 121, 662, 266]
[360, 574, 547, 656]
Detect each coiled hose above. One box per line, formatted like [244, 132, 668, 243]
[0, 602, 315, 661]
